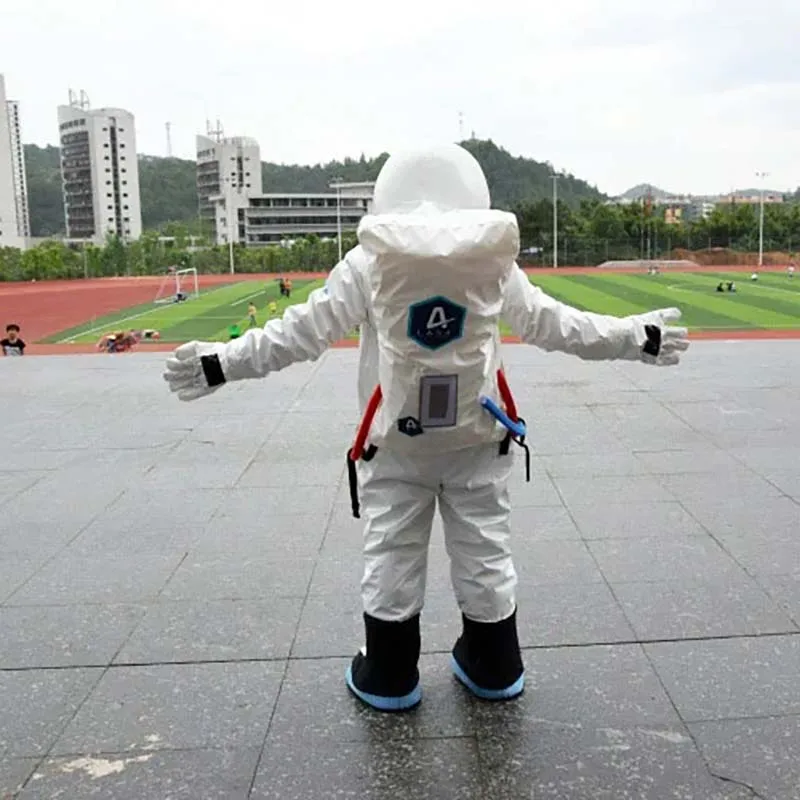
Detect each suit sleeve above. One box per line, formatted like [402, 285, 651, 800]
[501, 265, 648, 361]
[219, 254, 369, 381]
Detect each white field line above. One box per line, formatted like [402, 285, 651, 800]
[59, 307, 162, 343]
[231, 289, 266, 306]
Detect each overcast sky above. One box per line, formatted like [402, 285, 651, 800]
[2, 0, 798, 196]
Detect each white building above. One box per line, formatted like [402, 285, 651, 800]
[57, 94, 142, 244]
[0, 74, 30, 249]
[196, 133, 263, 243]
[210, 181, 375, 247]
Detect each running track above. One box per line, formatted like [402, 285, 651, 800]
[1, 266, 797, 356]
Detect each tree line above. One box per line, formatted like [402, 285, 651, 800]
[1, 197, 798, 282]
[22, 139, 603, 237]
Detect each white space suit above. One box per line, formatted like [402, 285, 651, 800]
[164, 144, 689, 713]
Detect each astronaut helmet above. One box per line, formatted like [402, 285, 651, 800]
[372, 143, 490, 215]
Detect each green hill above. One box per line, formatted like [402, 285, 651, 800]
[23, 139, 605, 237]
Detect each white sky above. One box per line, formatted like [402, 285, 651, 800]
[2, 0, 798, 196]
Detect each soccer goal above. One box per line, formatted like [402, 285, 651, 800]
[154, 267, 200, 304]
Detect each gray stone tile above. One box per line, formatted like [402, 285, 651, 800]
[51, 662, 284, 754]
[613, 577, 798, 641]
[470, 644, 680, 732]
[0, 758, 39, 797]
[554, 475, 677, 507]
[0, 470, 48, 496]
[539, 451, 644, 477]
[267, 655, 474, 743]
[18, 748, 261, 800]
[0, 560, 44, 604]
[509, 505, 582, 540]
[90, 487, 226, 534]
[758, 574, 800, 625]
[191, 513, 329, 558]
[215, 485, 339, 518]
[588, 536, 746, 586]
[660, 470, 784, 504]
[65, 522, 202, 558]
[516, 583, 636, 646]
[633, 447, 747, 475]
[690, 716, 800, 800]
[569, 501, 708, 539]
[306, 555, 365, 595]
[763, 469, 800, 499]
[5, 554, 185, 606]
[727, 445, 800, 473]
[160, 553, 314, 601]
[478, 725, 751, 800]
[507, 472, 565, 507]
[237, 458, 345, 488]
[646, 635, 800, 721]
[0, 519, 86, 562]
[251, 737, 482, 800]
[512, 539, 607, 586]
[115, 598, 303, 663]
[680, 494, 800, 539]
[0, 604, 147, 669]
[0, 668, 102, 757]
[719, 533, 800, 579]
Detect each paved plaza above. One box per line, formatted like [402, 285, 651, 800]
[1, 342, 799, 799]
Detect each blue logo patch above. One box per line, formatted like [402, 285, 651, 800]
[398, 416, 424, 437]
[407, 296, 466, 350]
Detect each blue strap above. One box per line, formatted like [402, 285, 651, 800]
[480, 396, 527, 439]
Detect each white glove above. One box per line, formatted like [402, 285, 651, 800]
[633, 307, 690, 366]
[163, 341, 228, 401]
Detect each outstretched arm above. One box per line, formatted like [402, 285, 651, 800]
[501, 265, 688, 364]
[164, 254, 369, 400]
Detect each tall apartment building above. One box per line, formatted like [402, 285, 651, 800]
[196, 130, 262, 243]
[0, 74, 30, 249]
[57, 93, 142, 244]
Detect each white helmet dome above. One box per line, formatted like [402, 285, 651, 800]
[372, 143, 491, 214]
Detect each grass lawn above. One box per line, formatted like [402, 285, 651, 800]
[45, 279, 321, 344]
[42, 271, 800, 345]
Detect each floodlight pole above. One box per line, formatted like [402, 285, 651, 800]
[333, 177, 343, 262]
[226, 177, 236, 274]
[552, 174, 558, 268]
[756, 171, 769, 268]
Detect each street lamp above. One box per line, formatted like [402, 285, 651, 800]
[551, 174, 558, 268]
[756, 171, 769, 269]
[332, 176, 343, 262]
[222, 175, 236, 274]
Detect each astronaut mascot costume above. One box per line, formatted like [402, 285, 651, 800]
[164, 144, 689, 712]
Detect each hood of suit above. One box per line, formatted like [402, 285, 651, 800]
[372, 144, 491, 215]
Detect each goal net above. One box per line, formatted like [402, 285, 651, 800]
[154, 267, 200, 304]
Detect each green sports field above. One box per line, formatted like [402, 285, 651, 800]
[44, 271, 800, 345]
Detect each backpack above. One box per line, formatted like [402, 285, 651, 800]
[345, 208, 531, 516]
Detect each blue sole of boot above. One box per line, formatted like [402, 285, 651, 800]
[345, 664, 422, 712]
[450, 655, 525, 700]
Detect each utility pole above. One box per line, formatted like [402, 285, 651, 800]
[552, 174, 558, 268]
[332, 177, 344, 262]
[756, 171, 769, 268]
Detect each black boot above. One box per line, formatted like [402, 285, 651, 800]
[451, 609, 524, 700]
[345, 612, 422, 712]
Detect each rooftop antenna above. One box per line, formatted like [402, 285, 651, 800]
[79, 89, 90, 110]
[458, 111, 464, 141]
[206, 118, 224, 143]
[166, 121, 173, 157]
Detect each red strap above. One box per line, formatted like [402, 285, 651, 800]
[497, 369, 519, 422]
[350, 385, 382, 461]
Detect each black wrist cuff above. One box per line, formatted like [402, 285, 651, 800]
[200, 354, 227, 387]
[642, 324, 662, 357]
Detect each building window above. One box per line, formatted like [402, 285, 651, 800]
[106, 181, 111, 185]
[123, 217, 130, 222]
[123, 205, 129, 210]
[123, 193, 128, 197]
[104, 156, 110, 161]
[107, 205, 113, 210]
